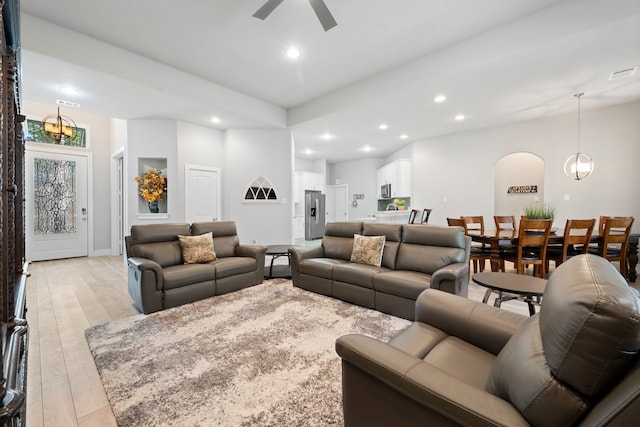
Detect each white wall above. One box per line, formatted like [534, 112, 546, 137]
[126, 120, 178, 228]
[175, 122, 225, 221]
[224, 129, 294, 245]
[409, 100, 640, 230]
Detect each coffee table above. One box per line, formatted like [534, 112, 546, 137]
[265, 244, 303, 279]
[472, 272, 547, 316]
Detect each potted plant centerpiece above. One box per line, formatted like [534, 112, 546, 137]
[393, 199, 406, 211]
[135, 168, 167, 213]
[523, 202, 556, 232]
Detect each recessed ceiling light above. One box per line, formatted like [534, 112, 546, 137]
[210, 116, 221, 124]
[454, 114, 466, 121]
[378, 124, 388, 130]
[360, 144, 374, 152]
[320, 132, 333, 141]
[400, 134, 408, 140]
[434, 95, 447, 103]
[286, 47, 301, 59]
[60, 86, 79, 96]
[305, 148, 314, 155]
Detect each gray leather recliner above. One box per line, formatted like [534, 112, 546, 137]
[336, 254, 640, 426]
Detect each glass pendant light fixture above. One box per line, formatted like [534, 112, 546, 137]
[563, 92, 593, 180]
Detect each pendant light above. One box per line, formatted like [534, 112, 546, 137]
[41, 106, 77, 144]
[563, 92, 593, 180]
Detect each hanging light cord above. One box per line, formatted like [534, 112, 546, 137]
[575, 92, 583, 153]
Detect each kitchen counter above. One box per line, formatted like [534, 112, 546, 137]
[353, 211, 411, 224]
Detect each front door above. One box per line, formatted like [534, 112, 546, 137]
[26, 147, 89, 261]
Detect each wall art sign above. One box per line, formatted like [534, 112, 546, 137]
[507, 185, 538, 194]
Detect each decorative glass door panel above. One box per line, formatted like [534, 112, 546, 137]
[26, 148, 88, 261]
[33, 158, 77, 234]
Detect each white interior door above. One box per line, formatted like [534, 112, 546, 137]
[327, 184, 349, 222]
[26, 148, 89, 261]
[185, 164, 221, 223]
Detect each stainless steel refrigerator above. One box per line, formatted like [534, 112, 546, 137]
[305, 190, 326, 240]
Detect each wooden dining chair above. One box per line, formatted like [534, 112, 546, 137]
[589, 216, 634, 278]
[547, 218, 595, 270]
[503, 218, 553, 278]
[493, 215, 517, 271]
[447, 217, 490, 275]
[408, 209, 419, 224]
[494, 215, 517, 231]
[420, 208, 432, 224]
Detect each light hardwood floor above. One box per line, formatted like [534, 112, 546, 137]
[26, 255, 632, 426]
[26, 256, 138, 427]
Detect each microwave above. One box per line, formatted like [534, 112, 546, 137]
[381, 183, 391, 199]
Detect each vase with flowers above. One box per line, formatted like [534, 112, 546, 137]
[134, 168, 167, 213]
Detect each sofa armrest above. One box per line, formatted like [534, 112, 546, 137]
[127, 257, 164, 289]
[336, 334, 528, 427]
[235, 244, 267, 259]
[289, 246, 324, 262]
[430, 262, 469, 296]
[127, 257, 164, 314]
[289, 246, 325, 284]
[415, 289, 527, 355]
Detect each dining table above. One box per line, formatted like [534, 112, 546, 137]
[468, 229, 639, 282]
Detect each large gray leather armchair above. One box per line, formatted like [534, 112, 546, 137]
[336, 254, 640, 426]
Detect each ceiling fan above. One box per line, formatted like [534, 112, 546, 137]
[253, 0, 337, 32]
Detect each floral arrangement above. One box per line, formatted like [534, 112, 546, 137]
[134, 168, 167, 203]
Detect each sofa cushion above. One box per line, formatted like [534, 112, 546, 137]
[539, 254, 640, 396]
[424, 336, 496, 390]
[212, 257, 257, 279]
[133, 241, 183, 268]
[333, 263, 388, 289]
[191, 221, 239, 258]
[374, 270, 431, 299]
[350, 234, 386, 267]
[395, 244, 465, 275]
[363, 223, 403, 269]
[130, 223, 191, 245]
[487, 255, 640, 427]
[178, 232, 216, 264]
[299, 258, 348, 279]
[322, 222, 363, 261]
[163, 263, 216, 290]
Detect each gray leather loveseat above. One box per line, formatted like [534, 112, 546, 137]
[289, 222, 471, 320]
[336, 254, 640, 426]
[126, 221, 266, 314]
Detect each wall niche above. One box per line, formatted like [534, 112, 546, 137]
[136, 157, 169, 219]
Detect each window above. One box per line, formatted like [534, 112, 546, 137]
[244, 176, 278, 201]
[25, 118, 87, 147]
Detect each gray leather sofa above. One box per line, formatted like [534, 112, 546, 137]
[289, 222, 471, 320]
[336, 254, 640, 427]
[126, 221, 266, 314]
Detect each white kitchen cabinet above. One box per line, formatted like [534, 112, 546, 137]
[376, 159, 411, 198]
[294, 171, 326, 214]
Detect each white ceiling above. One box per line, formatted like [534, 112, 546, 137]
[19, 0, 640, 162]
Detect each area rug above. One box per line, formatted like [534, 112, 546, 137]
[85, 279, 411, 426]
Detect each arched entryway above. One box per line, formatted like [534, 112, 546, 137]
[494, 152, 544, 218]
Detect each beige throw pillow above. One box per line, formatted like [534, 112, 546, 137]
[179, 232, 216, 264]
[350, 234, 385, 267]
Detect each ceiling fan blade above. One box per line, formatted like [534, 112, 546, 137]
[253, 0, 285, 20]
[309, 0, 337, 31]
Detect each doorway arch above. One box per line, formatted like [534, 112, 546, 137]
[494, 152, 544, 217]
